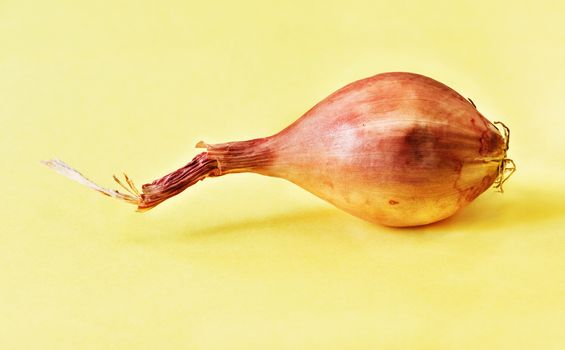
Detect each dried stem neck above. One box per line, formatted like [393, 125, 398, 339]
[138, 137, 273, 210]
[137, 152, 219, 211]
[43, 138, 274, 212]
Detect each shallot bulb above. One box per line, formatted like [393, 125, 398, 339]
[44, 72, 515, 227]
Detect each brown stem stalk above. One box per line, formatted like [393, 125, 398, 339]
[137, 137, 274, 211]
[137, 152, 219, 211]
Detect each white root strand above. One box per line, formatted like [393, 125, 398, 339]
[42, 159, 140, 204]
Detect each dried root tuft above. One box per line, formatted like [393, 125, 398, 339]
[42, 159, 141, 206]
[492, 121, 516, 193]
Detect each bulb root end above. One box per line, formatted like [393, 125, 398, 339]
[492, 121, 516, 193]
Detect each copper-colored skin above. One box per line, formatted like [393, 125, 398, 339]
[43, 73, 511, 226]
[139, 72, 509, 226]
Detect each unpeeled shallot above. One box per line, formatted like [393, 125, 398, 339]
[44, 72, 515, 227]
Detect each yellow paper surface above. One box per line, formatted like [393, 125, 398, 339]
[1, 1, 564, 348]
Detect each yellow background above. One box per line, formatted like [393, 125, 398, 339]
[2, 0, 564, 348]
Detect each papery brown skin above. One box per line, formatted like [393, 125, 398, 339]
[45, 72, 510, 227]
[137, 72, 507, 226]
